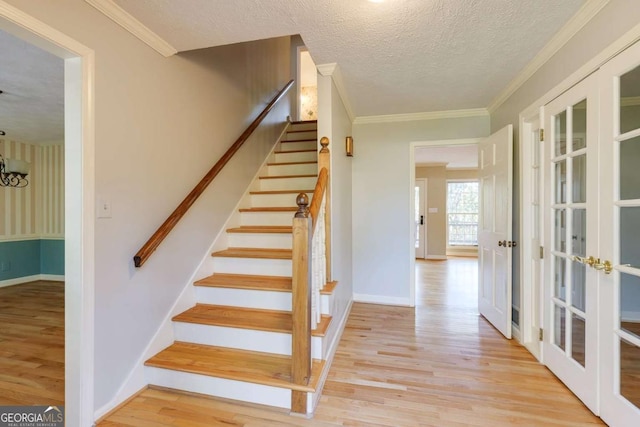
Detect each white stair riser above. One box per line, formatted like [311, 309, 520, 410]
[321, 293, 332, 315]
[145, 368, 291, 409]
[250, 193, 312, 207]
[289, 123, 317, 132]
[240, 211, 294, 226]
[283, 131, 317, 141]
[213, 257, 291, 276]
[267, 163, 317, 176]
[174, 322, 291, 355]
[260, 176, 317, 191]
[227, 232, 292, 249]
[279, 141, 317, 152]
[195, 286, 291, 310]
[274, 151, 316, 163]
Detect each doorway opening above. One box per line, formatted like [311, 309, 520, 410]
[0, 4, 95, 425]
[410, 139, 481, 307]
[297, 49, 318, 121]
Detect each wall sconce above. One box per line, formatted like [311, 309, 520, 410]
[346, 136, 354, 157]
[0, 155, 30, 188]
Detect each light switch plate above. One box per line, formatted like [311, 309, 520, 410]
[97, 196, 112, 218]
[428, 207, 438, 213]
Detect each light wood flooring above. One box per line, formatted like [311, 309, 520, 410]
[0, 281, 64, 405]
[98, 258, 604, 426]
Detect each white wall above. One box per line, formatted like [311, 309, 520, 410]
[317, 73, 353, 324]
[5, 0, 293, 413]
[352, 117, 489, 303]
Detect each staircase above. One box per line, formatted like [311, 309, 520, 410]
[143, 120, 337, 413]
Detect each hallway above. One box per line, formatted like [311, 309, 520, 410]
[98, 259, 602, 426]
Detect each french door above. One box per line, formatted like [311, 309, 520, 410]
[543, 75, 599, 413]
[598, 40, 640, 427]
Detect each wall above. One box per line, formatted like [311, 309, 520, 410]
[352, 116, 489, 304]
[491, 0, 640, 324]
[5, 0, 293, 414]
[0, 139, 64, 282]
[317, 73, 353, 338]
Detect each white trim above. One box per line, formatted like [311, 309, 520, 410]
[426, 255, 448, 260]
[354, 108, 488, 125]
[0, 3, 97, 425]
[621, 311, 640, 323]
[487, 0, 611, 113]
[0, 234, 64, 242]
[84, 0, 177, 57]
[520, 20, 640, 116]
[353, 293, 413, 306]
[40, 274, 64, 281]
[0, 273, 65, 288]
[316, 62, 355, 122]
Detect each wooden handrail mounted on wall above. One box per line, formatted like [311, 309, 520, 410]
[133, 79, 294, 268]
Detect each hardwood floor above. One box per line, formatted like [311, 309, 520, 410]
[99, 258, 603, 426]
[0, 281, 64, 405]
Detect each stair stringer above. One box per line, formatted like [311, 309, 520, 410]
[93, 122, 291, 420]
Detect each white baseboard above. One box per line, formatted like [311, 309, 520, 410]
[353, 293, 413, 307]
[309, 299, 353, 414]
[0, 274, 65, 288]
[621, 311, 640, 323]
[425, 255, 447, 260]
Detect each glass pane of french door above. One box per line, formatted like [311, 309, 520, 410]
[543, 74, 598, 413]
[598, 40, 640, 427]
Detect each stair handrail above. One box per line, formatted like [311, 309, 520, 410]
[133, 79, 295, 268]
[290, 136, 331, 414]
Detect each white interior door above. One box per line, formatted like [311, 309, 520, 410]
[415, 179, 426, 258]
[543, 75, 599, 413]
[478, 125, 513, 339]
[598, 40, 640, 427]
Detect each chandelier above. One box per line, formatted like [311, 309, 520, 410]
[0, 154, 30, 188]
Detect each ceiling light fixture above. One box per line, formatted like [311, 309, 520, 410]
[0, 154, 30, 188]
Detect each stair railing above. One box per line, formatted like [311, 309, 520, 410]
[290, 136, 331, 413]
[133, 80, 294, 268]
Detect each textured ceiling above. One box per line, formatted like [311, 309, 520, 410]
[0, 29, 64, 143]
[114, 0, 585, 117]
[415, 145, 477, 169]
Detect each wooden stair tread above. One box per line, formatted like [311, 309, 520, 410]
[259, 174, 317, 180]
[281, 138, 316, 143]
[226, 226, 292, 234]
[145, 342, 324, 392]
[320, 280, 338, 295]
[194, 273, 292, 292]
[212, 248, 292, 259]
[266, 161, 317, 166]
[173, 304, 331, 337]
[274, 149, 316, 154]
[238, 207, 297, 212]
[287, 129, 317, 133]
[249, 189, 314, 195]
[290, 120, 317, 124]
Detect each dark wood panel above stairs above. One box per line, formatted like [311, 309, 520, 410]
[145, 342, 325, 393]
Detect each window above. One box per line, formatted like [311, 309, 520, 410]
[447, 181, 479, 246]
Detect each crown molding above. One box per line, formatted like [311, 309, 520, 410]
[487, 0, 610, 113]
[353, 108, 488, 125]
[85, 0, 177, 57]
[316, 62, 355, 122]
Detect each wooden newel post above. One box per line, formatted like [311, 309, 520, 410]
[291, 193, 312, 414]
[318, 137, 332, 281]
